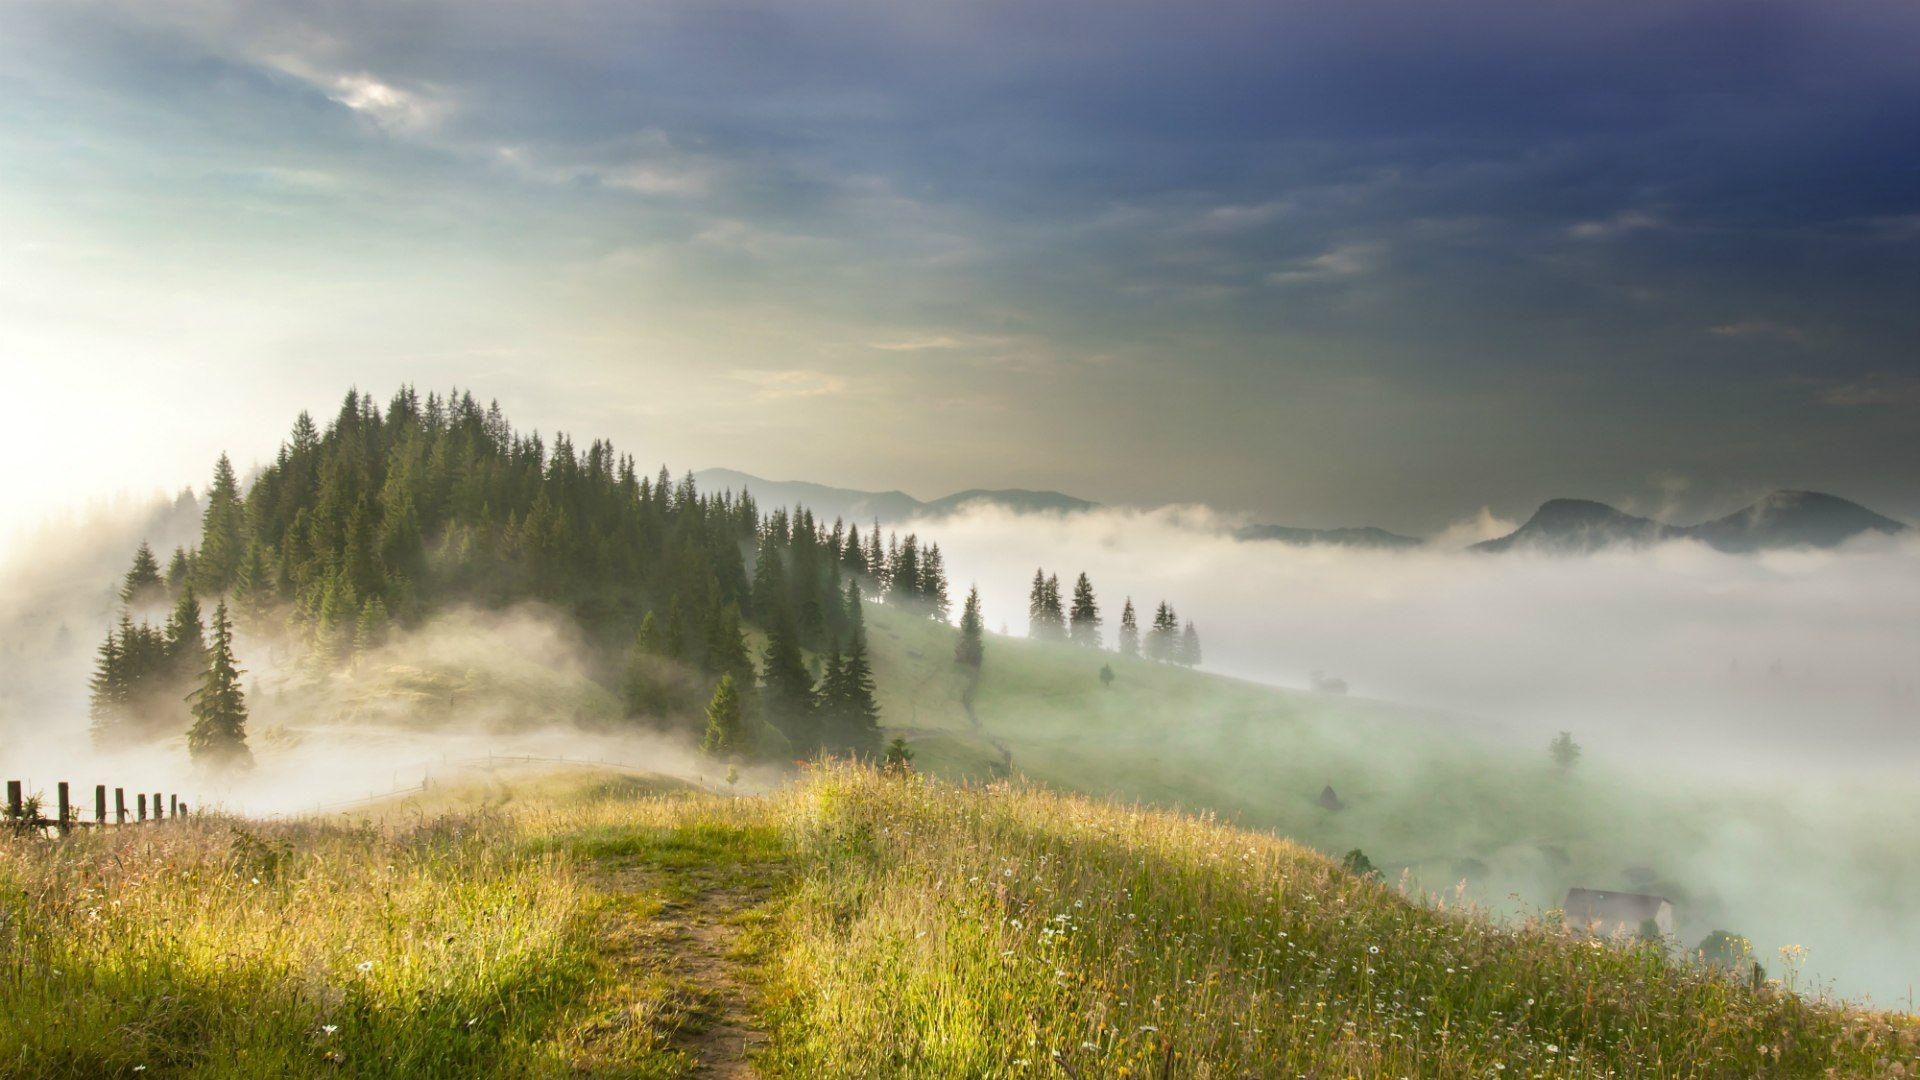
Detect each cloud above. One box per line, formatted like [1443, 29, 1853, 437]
[1567, 209, 1662, 240]
[1708, 320, 1805, 344]
[1816, 373, 1920, 407]
[729, 368, 850, 399]
[1265, 241, 1383, 286]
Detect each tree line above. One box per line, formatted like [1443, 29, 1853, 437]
[85, 387, 969, 770]
[1021, 569, 1201, 666]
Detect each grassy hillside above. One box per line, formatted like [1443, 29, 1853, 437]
[860, 605, 1920, 1003]
[3, 763, 1913, 1077]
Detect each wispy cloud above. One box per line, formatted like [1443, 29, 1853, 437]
[1817, 373, 1920, 407]
[1709, 320, 1805, 344]
[1266, 242, 1383, 286]
[1567, 209, 1662, 240]
[730, 368, 850, 399]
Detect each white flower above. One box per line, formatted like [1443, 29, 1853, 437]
[356, 961, 375, 973]
[321, 1025, 338, 1036]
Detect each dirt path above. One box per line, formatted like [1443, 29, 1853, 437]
[649, 867, 773, 1078]
[578, 849, 784, 1079]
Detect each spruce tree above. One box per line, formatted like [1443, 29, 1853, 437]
[701, 673, 746, 759]
[920, 542, 951, 621]
[1117, 598, 1140, 658]
[1068, 572, 1101, 648]
[166, 546, 193, 590]
[196, 453, 247, 593]
[1028, 569, 1049, 636]
[187, 601, 254, 773]
[121, 542, 164, 606]
[705, 602, 753, 684]
[831, 579, 882, 759]
[760, 601, 817, 754]
[1041, 574, 1065, 639]
[88, 630, 128, 748]
[955, 585, 985, 668]
[1146, 601, 1178, 661]
[1178, 620, 1202, 667]
[163, 584, 208, 680]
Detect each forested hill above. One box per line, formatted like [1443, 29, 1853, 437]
[87, 387, 963, 766]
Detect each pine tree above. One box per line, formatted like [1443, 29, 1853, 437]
[829, 579, 882, 759]
[1178, 620, 1202, 667]
[955, 585, 985, 667]
[884, 737, 914, 770]
[1028, 569, 1048, 636]
[187, 601, 254, 773]
[888, 534, 922, 606]
[1042, 574, 1065, 639]
[121, 542, 164, 606]
[163, 584, 208, 680]
[705, 602, 753, 684]
[760, 602, 817, 754]
[195, 453, 247, 593]
[1068, 572, 1101, 648]
[701, 673, 746, 759]
[1146, 601, 1178, 661]
[1117, 598, 1140, 658]
[166, 547, 193, 590]
[920, 543, 951, 621]
[87, 629, 128, 748]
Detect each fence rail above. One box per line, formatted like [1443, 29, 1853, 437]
[4, 778, 191, 837]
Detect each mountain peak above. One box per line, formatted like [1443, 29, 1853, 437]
[1477, 490, 1905, 554]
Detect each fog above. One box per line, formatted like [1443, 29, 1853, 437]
[0, 497, 767, 819]
[914, 504, 1920, 773]
[905, 503, 1920, 1005]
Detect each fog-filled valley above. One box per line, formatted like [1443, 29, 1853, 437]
[4, 454, 1918, 1008]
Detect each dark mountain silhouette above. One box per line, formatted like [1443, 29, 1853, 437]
[692, 469, 1095, 524]
[1686, 490, 1907, 553]
[1475, 491, 1906, 553]
[1234, 523, 1423, 549]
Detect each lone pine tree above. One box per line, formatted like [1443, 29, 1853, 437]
[1068, 572, 1101, 648]
[1117, 598, 1140, 658]
[187, 601, 254, 773]
[955, 585, 986, 667]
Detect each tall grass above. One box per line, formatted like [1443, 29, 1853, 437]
[0, 811, 589, 1078]
[761, 765, 1920, 1077]
[5, 765, 1916, 1077]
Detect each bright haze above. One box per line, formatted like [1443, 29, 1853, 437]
[3, 0, 1920, 546]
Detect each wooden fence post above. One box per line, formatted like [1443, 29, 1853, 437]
[152, 792, 163, 821]
[5, 780, 19, 822]
[138, 793, 148, 822]
[115, 788, 127, 824]
[56, 782, 71, 836]
[169, 794, 179, 818]
[96, 785, 107, 825]
[179, 802, 190, 817]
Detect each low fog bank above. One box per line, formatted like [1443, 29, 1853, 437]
[913, 504, 1920, 773]
[0, 500, 768, 814]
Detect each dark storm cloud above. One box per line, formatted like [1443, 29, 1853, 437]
[3, 0, 1916, 529]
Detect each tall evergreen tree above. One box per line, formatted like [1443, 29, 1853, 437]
[1028, 569, 1067, 640]
[826, 578, 882, 759]
[195, 453, 247, 593]
[701, 673, 746, 759]
[955, 585, 985, 668]
[920, 542, 951, 621]
[121, 542, 164, 606]
[87, 630, 128, 748]
[166, 547, 193, 590]
[1117, 598, 1140, 658]
[187, 601, 254, 773]
[163, 584, 208, 679]
[1068, 572, 1101, 648]
[1146, 601, 1179, 661]
[1178, 620, 1202, 667]
[760, 602, 817, 754]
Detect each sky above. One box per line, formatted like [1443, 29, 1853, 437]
[2, 0, 1918, 541]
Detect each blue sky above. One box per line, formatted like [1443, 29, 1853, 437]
[2, 0, 1917, 534]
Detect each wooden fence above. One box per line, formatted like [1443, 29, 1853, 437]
[4, 779, 191, 837]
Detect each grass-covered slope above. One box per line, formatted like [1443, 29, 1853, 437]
[3, 765, 1913, 1077]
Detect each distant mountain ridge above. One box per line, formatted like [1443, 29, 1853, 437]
[691, 469, 1096, 524]
[1473, 490, 1906, 553]
[697, 469, 1907, 554]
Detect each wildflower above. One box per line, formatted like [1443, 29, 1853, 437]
[321, 1025, 338, 1036]
[356, 961, 375, 973]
